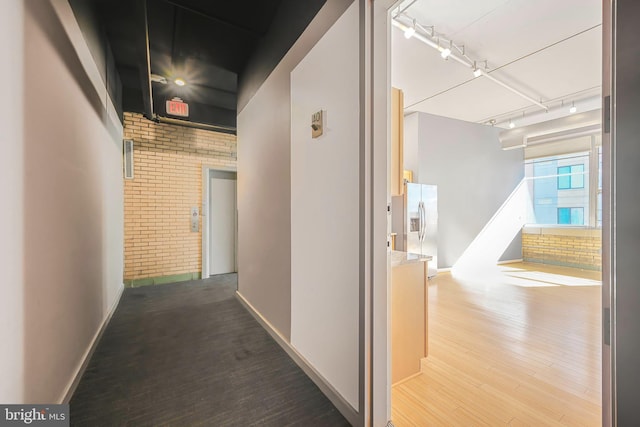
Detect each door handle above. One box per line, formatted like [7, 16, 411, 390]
[421, 203, 426, 242]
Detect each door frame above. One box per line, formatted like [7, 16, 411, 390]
[375, 1, 613, 426]
[201, 165, 237, 278]
[370, 0, 397, 424]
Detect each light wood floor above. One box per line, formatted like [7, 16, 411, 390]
[392, 262, 602, 427]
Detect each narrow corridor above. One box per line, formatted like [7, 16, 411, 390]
[70, 275, 348, 426]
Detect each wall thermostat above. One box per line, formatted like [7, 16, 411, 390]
[311, 110, 324, 138]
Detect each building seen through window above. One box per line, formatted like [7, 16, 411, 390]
[524, 134, 602, 227]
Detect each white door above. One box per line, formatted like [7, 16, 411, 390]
[209, 171, 237, 275]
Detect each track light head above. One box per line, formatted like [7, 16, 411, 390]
[404, 26, 416, 39]
[473, 68, 483, 78]
[569, 103, 577, 114]
[440, 48, 451, 59]
[404, 19, 416, 39]
[509, 121, 516, 129]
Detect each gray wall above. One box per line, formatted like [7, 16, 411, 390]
[236, 0, 353, 340]
[0, 0, 124, 403]
[612, 0, 640, 423]
[0, 0, 25, 404]
[403, 112, 420, 182]
[416, 112, 523, 268]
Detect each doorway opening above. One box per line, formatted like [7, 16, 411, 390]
[384, 0, 604, 425]
[202, 167, 237, 280]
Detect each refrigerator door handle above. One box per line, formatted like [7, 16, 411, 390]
[418, 202, 425, 242]
[421, 202, 426, 242]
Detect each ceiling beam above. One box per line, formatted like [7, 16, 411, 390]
[170, 6, 185, 72]
[134, 0, 154, 119]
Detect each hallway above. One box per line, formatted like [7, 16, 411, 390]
[70, 275, 348, 426]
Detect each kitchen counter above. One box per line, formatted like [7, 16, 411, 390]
[391, 250, 432, 267]
[391, 250, 430, 384]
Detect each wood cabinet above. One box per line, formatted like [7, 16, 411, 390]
[391, 259, 428, 384]
[391, 87, 404, 196]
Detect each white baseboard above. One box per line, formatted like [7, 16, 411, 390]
[235, 291, 360, 427]
[59, 283, 125, 404]
[497, 258, 524, 265]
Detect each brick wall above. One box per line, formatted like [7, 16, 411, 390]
[123, 112, 236, 286]
[522, 227, 602, 271]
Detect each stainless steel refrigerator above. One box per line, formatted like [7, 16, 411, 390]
[392, 183, 438, 278]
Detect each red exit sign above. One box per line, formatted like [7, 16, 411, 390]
[166, 98, 189, 117]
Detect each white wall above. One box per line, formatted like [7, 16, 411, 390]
[236, 59, 294, 338]
[237, 0, 352, 342]
[290, 3, 360, 409]
[416, 112, 523, 268]
[403, 112, 420, 181]
[0, 0, 25, 404]
[0, 0, 124, 403]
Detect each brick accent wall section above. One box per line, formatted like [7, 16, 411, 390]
[523, 227, 602, 271]
[123, 112, 236, 285]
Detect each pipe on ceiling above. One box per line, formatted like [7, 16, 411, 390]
[499, 109, 602, 150]
[155, 115, 237, 135]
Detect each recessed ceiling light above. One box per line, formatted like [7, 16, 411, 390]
[175, 78, 186, 87]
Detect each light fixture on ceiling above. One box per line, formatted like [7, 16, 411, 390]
[485, 93, 602, 128]
[509, 120, 516, 129]
[404, 19, 416, 39]
[391, 16, 549, 113]
[150, 74, 168, 84]
[472, 60, 485, 78]
[569, 102, 577, 114]
[174, 78, 186, 87]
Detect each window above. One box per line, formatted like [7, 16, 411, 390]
[524, 138, 601, 227]
[557, 164, 584, 189]
[558, 207, 584, 225]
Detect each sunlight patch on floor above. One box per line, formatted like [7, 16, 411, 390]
[452, 263, 601, 288]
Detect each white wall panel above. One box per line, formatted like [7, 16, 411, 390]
[290, 3, 360, 409]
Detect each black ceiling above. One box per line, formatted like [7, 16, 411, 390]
[78, 0, 325, 133]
